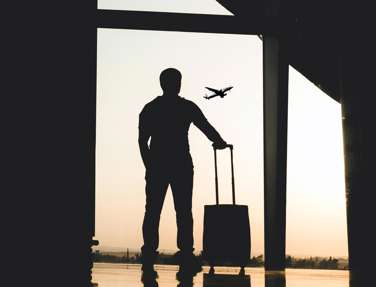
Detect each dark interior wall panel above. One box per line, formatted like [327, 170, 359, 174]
[4, 1, 97, 285]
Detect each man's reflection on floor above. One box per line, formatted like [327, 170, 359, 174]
[264, 272, 285, 287]
[141, 272, 194, 287]
[142, 272, 252, 287]
[141, 273, 159, 287]
[203, 273, 251, 287]
[177, 274, 194, 287]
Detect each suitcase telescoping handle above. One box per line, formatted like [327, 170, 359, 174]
[213, 144, 236, 205]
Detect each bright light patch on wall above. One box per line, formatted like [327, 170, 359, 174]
[98, 0, 233, 15]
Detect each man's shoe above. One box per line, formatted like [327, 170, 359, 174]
[176, 255, 202, 279]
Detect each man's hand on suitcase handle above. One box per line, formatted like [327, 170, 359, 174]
[212, 140, 232, 150]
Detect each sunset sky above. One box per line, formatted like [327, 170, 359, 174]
[95, 1, 348, 258]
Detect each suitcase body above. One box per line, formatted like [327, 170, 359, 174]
[203, 204, 251, 266]
[202, 145, 251, 268]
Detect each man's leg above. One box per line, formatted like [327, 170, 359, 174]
[171, 168, 201, 276]
[141, 173, 169, 270]
[170, 169, 194, 255]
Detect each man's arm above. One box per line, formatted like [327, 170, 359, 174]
[191, 103, 227, 149]
[138, 109, 151, 169]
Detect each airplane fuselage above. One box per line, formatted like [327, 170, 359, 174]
[204, 86, 233, 99]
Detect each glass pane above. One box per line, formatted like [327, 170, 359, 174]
[286, 66, 348, 259]
[98, 0, 233, 15]
[95, 29, 262, 255]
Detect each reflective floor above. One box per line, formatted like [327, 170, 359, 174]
[92, 263, 349, 287]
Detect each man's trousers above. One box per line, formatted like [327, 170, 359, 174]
[141, 168, 194, 264]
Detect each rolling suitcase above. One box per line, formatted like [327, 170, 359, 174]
[202, 144, 251, 274]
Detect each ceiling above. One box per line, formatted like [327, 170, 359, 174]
[216, 0, 348, 102]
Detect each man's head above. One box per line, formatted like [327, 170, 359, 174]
[160, 68, 182, 96]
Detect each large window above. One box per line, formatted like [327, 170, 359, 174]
[95, 29, 263, 254]
[95, 28, 348, 259]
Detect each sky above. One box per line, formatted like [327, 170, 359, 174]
[95, 1, 348, 258]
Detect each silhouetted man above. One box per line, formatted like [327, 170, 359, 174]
[139, 68, 227, 278]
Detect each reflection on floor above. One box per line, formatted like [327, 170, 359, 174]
[203, 273, 251, 287]
[141, 273, 251, 287]
[92, 263, 349, 287]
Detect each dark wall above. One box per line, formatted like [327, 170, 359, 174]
[4, 2, 96, 285]
[341, 40, 376, 279]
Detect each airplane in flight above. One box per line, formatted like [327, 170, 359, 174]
[204, 86, 233, 100]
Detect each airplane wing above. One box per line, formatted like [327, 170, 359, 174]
[222, 86, 233, 93]
[205, 87, 220, 93]
[205, 94, 218, 99]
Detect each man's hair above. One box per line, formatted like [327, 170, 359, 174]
[159, 68, 182, 91]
